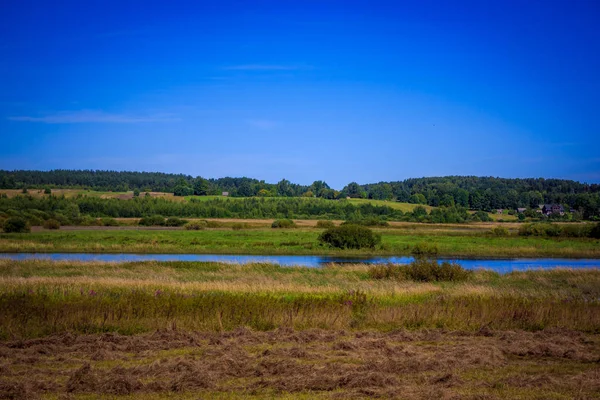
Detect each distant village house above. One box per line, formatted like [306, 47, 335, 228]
[542, 204, 564, 216]
[222, 192, 229, 196]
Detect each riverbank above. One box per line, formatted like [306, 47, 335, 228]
[2, 259, 599, 398]
[1, 227, 599, 258]
[1, 259, 599, 338]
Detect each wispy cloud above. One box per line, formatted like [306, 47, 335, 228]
[8, 110, 180, 124]
[246, 119, 278, 129]
[224, 64, 311, 71]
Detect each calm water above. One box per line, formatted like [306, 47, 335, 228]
[0, 253, 599, 273]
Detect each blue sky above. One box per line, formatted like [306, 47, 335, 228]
[1, 0, 599, 189]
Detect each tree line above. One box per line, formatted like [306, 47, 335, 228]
[1, 170, 599, 219]
[0, 195, 491, 226]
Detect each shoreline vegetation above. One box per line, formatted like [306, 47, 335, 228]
[2, 260, 599, 339]
[1, 224, 599, 258]
[2, 259, 600, 398]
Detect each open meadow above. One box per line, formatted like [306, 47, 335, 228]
[0, 260, 599, 399]
[1, 222, 599, 258]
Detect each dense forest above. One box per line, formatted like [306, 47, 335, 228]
[1, 170, 599, 219]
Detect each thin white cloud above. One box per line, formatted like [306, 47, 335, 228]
[246, 119, 278, 129]
[8, 110, 180, 124]
[224, 64, 311, 71]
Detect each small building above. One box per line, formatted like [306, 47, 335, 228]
[516, 208, 527, 214]
[222, 192, 229, 197]
[496, 209, 503, 214]
[542, 204, 564, 216]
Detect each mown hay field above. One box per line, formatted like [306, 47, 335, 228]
[0, 260, 599, 398]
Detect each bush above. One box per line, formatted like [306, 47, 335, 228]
[165, 217, 187, 227]
[79, 215, 99, 226]
[316, 220, 335, 229]
[271, 219, 297, 229]
[490, 226, 509, 236]
[318, 224, 381, 249]
[3, 217, 30, 233]
[206, 220, 222, 228]
[139, 215, 166, 226]
[518, 223, 563, 237]
[26, 215, 43, 226]
[368, 259, 471, 282]
[561, 224, 592, 238]
[184, 221, 206, 230]
[100, 217, 119, 226]
[44, 187, 51, 194]
[470, 211, 493, 222]
[590, 223, 600, 239]
[43, 219, 61, 230]
[411, 242, 438, 258]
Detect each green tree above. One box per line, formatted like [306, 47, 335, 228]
[276, 179, 294, 197]
[193, 178, 209, 196]
[344, 182, 365, 198]
[3, 217, 30, 233]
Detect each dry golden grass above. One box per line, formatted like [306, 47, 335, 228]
[0, 327, 598, 399]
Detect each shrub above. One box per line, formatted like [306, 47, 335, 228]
[139, 215, 166, 226]
[590, 223, 600, 239]
[100, 217, 119, 227]
[44, 187, 51, 194]
[519, 223, 563, 237]
[3, 217, 30, 233]
[206, 220, 222, 228]
[26, 215, 43, 226]
[470, 211, 493, 222]
[271, 219, 297, 229]
[368, 260, 471, 282]
[43, 219, 61, 230]
[561, 224, 592, 238]
[79, 215, 98, 226]
[411, 242, 438, 258]
[318, 224, 381, 249]
[165, 217, 187, 227]
[490, 226, 509, 236]
[184, 221, 206, 230]
[316, 220, 335, 229]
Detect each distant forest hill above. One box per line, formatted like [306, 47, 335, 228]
[1, 170, 599, 217]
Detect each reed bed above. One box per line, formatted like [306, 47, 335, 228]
[0, 260, 599, 339]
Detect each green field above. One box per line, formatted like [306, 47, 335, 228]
[1, 226, 599, 258]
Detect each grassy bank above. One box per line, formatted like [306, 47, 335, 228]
[1, 227, 599, 257]
[1, 260, 599, 339]
[1, 260, 599, 399]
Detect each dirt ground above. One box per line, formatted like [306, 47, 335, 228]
[1, 328, 598, 399]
